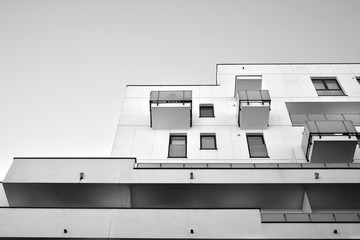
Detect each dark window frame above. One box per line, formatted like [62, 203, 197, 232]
[246, 134, 269, 158]
[200, 133, 217, 150]
[311, 77, 345, 96]
[168, 134, 187, 158]
[199, 104, 215, 118]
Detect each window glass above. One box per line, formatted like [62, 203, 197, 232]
[312, 80, 326, 89]
[326, 80, 340, 90]
[199, 104, 214, 117]
[311, 78, 345, 96]
[247, 136, 263, 145]
[247, 134, 268, 158]
[168, 135, 186, 158]
[171, 136, 186, 145]
[200, 134, 216, 149]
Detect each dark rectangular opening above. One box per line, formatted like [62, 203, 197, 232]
[199, 104, 215, 118]
[168, 134, 187, 158]
[200, 133, 217, 150]
[246, 134, 269, 158]
[311, 77, 345, 96]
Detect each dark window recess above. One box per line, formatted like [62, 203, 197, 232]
[311, 78, 345, 96]
[247, 134, 269, 158]
[199, 104, 215, 117]
[168, 135, 187, 158]
[200, 133, 217, 150]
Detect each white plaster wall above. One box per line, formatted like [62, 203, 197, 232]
[4, 158, 128, 183]
[1, 208, 360, 239]
[112, 64, 360, 163]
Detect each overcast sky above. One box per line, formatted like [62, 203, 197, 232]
[0, 0, 360, 180]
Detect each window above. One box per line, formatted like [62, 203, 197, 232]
[247, 134, 269, 158]
[200, 133, 217, 150]
[311, 77, 345, 96]
[356, 77, 360, 84]
[168, 134, 187, 158]
[199, 104, 214, 117]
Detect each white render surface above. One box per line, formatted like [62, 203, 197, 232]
[151, 103, 191, 130]
[112, 64, 360, 163]
[5, 158, 360, 184]
[239, 103, 270, 129]
[0, 208, 359, 239]
[4, 158, 129, 183]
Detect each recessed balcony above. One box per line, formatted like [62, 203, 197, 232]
[236, 90, 271, 129]
[234, 75, 262, 95]
[301, 120, 359, 163]
[150, 90, 192, 130]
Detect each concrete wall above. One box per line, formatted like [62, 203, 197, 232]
[0, 208, 359, 239]
[112, 64, 360, 163]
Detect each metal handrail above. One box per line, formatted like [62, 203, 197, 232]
[261, 212, 360, 223]
[134, 162, 360, 169]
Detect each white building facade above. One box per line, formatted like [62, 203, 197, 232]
[1, 63, 360, 239]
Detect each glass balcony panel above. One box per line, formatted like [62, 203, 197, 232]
[238, 90, 271, 102]
[150, 90, 192, 103]
[308, 114, 326, 121]
[343, 114, 360, 125]
[261, 213, 285, 222]
[325, 114, 345, 121]
[285, 213, 310, 222]
[334, 213, 360, 222]
[309, 213, 335, 222]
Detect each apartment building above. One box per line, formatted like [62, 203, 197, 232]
[1, 63, 360, 239]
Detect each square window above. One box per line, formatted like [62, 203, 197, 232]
[311, 77, 345, 96]
[200, 133, 217, 150]
[168, 134, 187, 158]
[247, 134, 269, 158]
[199, 104, 214, 117]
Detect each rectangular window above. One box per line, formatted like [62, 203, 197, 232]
[311, 77, 345, 96]
[200, 133, 217, 150]
[199, 104, 215, 117]
[247, 134, 269, 158]
[168, 134, 187, 158]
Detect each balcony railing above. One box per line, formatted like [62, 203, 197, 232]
[237, 90, 271, 105]
[261, 213, 360, 223]
[150, 90, 192, 105]
[134, 162, 360, 169]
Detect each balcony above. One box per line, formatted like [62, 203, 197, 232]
[0, 208, 359, 239]
[235, 75, 262, 95]
[301, 120, 359, 163]
[286, 102, 360, 126]
[3, 158, 133, 208]
[236, 90, 271, 129]
[150, 90, 192, 130]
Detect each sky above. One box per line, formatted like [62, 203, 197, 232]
[0, 0, 360, 180]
